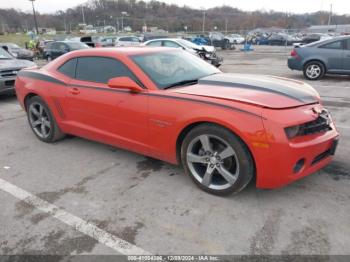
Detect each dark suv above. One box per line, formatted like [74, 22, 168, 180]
[288, 36, 350, 80]
[44, 41, 89, 61]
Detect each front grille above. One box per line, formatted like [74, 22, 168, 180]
[299, 110, 332, 136]
[0, 69, 19, 78]
[311, 149, 331, 165]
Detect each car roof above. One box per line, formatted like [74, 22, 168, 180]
[69, 46, 177, 56]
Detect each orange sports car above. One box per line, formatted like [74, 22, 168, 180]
[15, 47, 339, 195]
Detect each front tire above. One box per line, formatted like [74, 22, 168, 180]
[303, 61, 325, 80]
[181, 124, 254, 195]
[26, 96, 65, 143]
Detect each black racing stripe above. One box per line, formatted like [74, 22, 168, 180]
[146, 93, 263, 118]
[18, 71, 67, 86]
[199, 79, 316, 103]
[19, 72, 262, 119]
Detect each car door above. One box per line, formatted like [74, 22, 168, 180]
[65, 56, 150, 154]
[343, 38, 350, 72]
[49, 42, 61, 59]
[318, 40, 344, 72]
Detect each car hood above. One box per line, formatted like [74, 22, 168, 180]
[193, 45, 215, 53]
[0, 59, 35, 70]
[170, 73, 320, 109]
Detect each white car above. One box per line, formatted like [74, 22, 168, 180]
[143, 38, 223, 67]
[115, 36, 141, 47]
[226, 34, 245, 44]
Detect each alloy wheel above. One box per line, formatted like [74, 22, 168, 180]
[306, 64, 321, 79]
[186, 134, 240, 190]
[28, 102, 51, 139]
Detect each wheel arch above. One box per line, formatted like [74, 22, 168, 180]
[303, 59, 327, 71]
[175, 121, 256, 177]
[24, 92, 40, 111]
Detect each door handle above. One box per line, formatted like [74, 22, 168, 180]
[69, 87, 80, 95]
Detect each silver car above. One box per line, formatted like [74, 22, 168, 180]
[0, 47, 35, 95]
[288, 36, 350, 80]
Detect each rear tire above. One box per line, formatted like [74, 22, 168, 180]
[26, 96, 65, 143]
[181, 124, 254, 195]
[303, 61, 325, 80]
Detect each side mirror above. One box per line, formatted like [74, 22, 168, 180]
[107, 77, 143, 92]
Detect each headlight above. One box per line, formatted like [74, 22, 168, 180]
[205, 53, 211, 58]
[285, 125, 301, 139]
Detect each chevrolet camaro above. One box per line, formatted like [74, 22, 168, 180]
[15, 47, 339, 195]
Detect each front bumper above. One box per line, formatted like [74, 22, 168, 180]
[254, 105, 339, 189]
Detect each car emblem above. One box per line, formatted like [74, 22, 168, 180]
[12, 70, 18, 74]
[312, 107, 322, 114]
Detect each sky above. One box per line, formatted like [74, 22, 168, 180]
[1, 0, 349, 15]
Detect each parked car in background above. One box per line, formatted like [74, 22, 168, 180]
[268, 33, 300, 46]
[144, 38, 223, 67]
[226, 34, 245, 44]
[0, 43, 34, 61]
[115, 36, 141, 47]
[100, 36, 117, 47]
[0, 47, 35, 95]
[80, 36, 111, 48]
[209, 32, 235, 49]
[288, 36, 350, 80]
[44, 41, 90, 61]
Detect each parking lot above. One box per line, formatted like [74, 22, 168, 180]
[0, 45, 349, 256]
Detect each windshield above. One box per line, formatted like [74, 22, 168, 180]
[131, 50, 220, 89]
[0, 47, 14, 59]
[177, 39, 200, 49]
[67, 42, 90, 50]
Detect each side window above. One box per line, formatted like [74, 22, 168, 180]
[319, 40, 344, 50]
[57, 58, 77, 78]
[58, 43, 68, 51]
[120, 37, 131, 42]
[131, 37, 140, 42]
[147, 41, 162, 47]
[51, 42, 59, 49]
[163, 41, 180, 48]
[346, 39, 350, 50]
[75, 56, 136, 84]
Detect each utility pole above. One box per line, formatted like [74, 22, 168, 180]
[202, 10, 206, 34]
[327, 4, 332, 25]
[121, 11, 128, 32]
[82, 5, 86, 25]
[225, 18, 228, 34]
[29, 0, 39, 35]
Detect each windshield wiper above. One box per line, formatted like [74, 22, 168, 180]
[163, 79, 198, 89]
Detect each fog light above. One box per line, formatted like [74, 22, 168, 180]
[293, 158, 305, 173]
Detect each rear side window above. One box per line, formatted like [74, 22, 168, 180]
[147, 41, 162, 47]
[319, 40, 344, 50]
[346, 39, 350, 50]
[75, 56, 136, 84]
[163, 41, 180, 48]
[58, 58, 77, 78]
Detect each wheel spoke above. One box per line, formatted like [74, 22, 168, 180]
[199, 135, 211, 152]
[43, 119, 50, 128]
[217, 166, 237, 185]
[39, 105, 43, 115]
[41, 124, 47, 137]
[32, 120, 41, 127]
[202, 165, 215, 186]
[30, 107, 40, 117]
[187, 153, 207, 164]
[219, 146, 235, 160]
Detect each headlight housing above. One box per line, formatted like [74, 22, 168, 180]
[285, 125, 301, 139]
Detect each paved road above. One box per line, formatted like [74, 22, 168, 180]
[0, 46, 349, 256]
